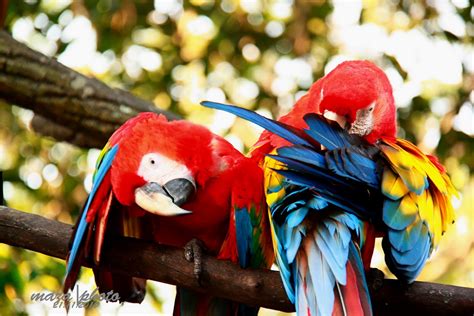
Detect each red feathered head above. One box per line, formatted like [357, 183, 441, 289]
[310, 60, 397, 143]
[107, 113, 229, 215]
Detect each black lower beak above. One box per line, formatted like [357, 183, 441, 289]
[163, 178, 196, 206]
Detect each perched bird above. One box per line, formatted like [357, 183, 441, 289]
[201, 60, 456, 316]
[63, 112, 273, 315]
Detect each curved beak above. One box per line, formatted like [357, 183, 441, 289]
[134, 179, 195, 216]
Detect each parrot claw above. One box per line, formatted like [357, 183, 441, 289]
[184, 239, 207, 284]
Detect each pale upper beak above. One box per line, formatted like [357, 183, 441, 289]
[134, 179, 195, 216]
[323, 110, 348, 130]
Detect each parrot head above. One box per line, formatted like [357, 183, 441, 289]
[314, 60, 397, 143]
[108, 113, 222, 216]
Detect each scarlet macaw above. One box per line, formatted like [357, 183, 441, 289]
[63, 112, 273, 315]
[201, 60, 456, 316]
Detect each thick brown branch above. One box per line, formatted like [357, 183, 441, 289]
[30, 115, 106, 148]
[0, 206, 473, 314]
[0, 31, 180, 148]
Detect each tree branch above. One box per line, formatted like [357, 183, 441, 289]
[0, 31, 180, 148]
[0, 206, 473, 315]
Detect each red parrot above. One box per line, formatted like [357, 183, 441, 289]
[253, 61, 395, 272]
[202, 60, 456, 315]
[252, 60, 396, 156]
[63, 112, 273, 315]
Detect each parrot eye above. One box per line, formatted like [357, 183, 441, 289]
[146, 156, 158, 168]
[368, 104, 375, 112]
[138, 152, 195, 188]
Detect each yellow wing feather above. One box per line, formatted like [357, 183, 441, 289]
[382, 168, 409, 200]
[381, 138, 457, 249]
[263, 153, 287, 208]
[400, 193, 418, 217]
[263, 152, 287, 259]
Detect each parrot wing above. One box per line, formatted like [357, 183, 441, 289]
[201, 101, 380, 220]
[379, 137, 457, 282]
[212, 158, 273, 316]
[255, 110, 457, 284]
[217, 158, 274, 270]
[63, 143, 118, 294]
[263, 152, 372, 316]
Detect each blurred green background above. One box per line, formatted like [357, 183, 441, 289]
[0, 0, 472, 315]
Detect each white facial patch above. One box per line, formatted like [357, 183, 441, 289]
[137, 153, 195, 187]
[349, 102, 376, 136]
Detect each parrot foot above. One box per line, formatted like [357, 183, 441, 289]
[367, 268, 385, 291]
[184, 239, 207, 284]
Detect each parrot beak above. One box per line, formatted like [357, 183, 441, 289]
[323, 110, 349, 130]
[134, 179, 195, 216]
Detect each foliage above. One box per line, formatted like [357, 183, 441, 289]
[1, 0, 473, 315]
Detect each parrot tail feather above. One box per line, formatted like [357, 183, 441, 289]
[62, 252, 82, 296]
[63, 210, 96, 296]
[293, 214, 372, 316]
[332, 242, 372, 316]
[93, 267, 146, 303]
[63, 144, 118, 298]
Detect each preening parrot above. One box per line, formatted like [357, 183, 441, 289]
[201, 60, 457, 316]
[63, 112, 274, 315]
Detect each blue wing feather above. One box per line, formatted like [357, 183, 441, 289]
[286, 227, 303, 263]
[275, 169, 372, 218]
[382, 199, 417, 230]
[345, 149, 377, 171]
[341, 150, 379, 186]
[286, 207, 309, 228]
[388, 217, 424, 252]
[202, 100, 380, 191]
[277, 146, 326, 168]
[383, 224, 431, 282]
[267, 154, 351, 189]
[66, 144, 119, 275]
[303, 114, 356, 150]
[276, 146, 379, 188]
[201, 101, 312, 147]
[315, 226, 348, 284]
[306, 234, 336, 316]
[235, 208, 252, 267]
